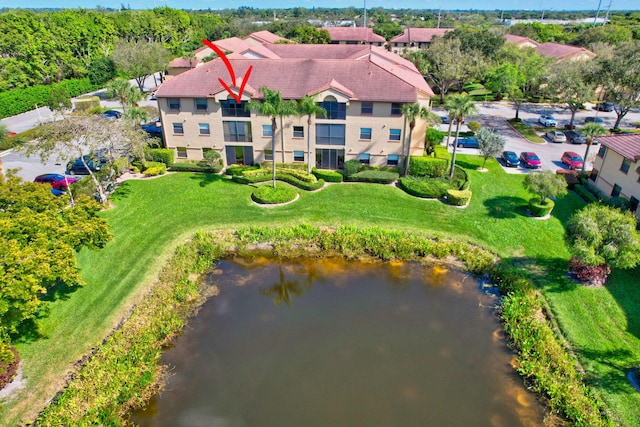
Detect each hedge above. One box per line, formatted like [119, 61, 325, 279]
[344, 159, 362, 177]
[312, 168, 343, 182]
[529, 197, 555, 217]
[574, 185, 598, 204]
[0, 78, 99, 119]
[169, 162, 221, 173]
[260, 161, 307, 171]
[232, 171, 324, 191]
[409, 156, 449, 178]
[361, 165, 401, 174]
[447, 189, 472, 206]
[251, 185, 298, 204]
[147, 148, 175, 165]
[225, 165, 259, 176]
[142, 161, 166, 176]
[345, 170, 398, 184]
[398, 177, 453, 198]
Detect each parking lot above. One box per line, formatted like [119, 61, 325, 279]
[434, 101, 640, 174]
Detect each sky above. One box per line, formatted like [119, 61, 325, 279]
[1, 0, 637, 11]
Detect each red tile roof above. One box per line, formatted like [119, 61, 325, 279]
[322, 27, 385, 43]
[245, 30, 286, 44]
[535, 42, 595, 60]
[596, 134, 640, 161]
[390, 28, 452, 43]
[504, 34, 539, 47]
[156, 56, 432, 102]
[266, 43, 370, 59]
[168, 57, 200, 68]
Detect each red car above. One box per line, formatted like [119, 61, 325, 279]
[561, 151, 584, 170]
[34, 174, 80, 190]
[519, 152, 541, 169]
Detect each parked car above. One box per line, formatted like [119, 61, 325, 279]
[34, 173, 80, 190]
[141, 124, 163, 137]
[456, 136, 479, 148]
[564, 130, 586, 144]
[561, 151, 584, 170]
[594, 102, 614, 112]
[546, 130, 567, 143]
[520, 152, 541, 169]
[440, 116, 464, 125]
[585, 116, 604, 124]
[501, 151, 520, 167]
[102, 110, 122, 119]
[66, 155, 107, 175]
[539, 115, 557, 127]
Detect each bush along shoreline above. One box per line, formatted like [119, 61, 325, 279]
[35, 226, 610, 426]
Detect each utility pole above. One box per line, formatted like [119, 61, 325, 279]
[603, 0, 612, 25]
[437, 10, 441, 28]
[594, 0, 603, 25]
[363, 0, 367, 28]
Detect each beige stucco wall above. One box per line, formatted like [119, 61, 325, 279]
[158, 96, 433, 169]
[592, 148, 640, 220]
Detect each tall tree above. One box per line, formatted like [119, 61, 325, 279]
[598, 41, 640, 129]
[105, 78, 145, 113]
[46, 86, 72, 113]
[297, 95, 326, 175]
[444, 94, 478, 179]
[545, 60, 596, 127]
[400, 103, 437, 176]
[476, 128, 506, 169]
[413, 37, 467, 103]
[111, 40, 171, 91]
[579, 123, 608, 173]
[246, 87, 297, 188]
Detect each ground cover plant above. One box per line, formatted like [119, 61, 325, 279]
[1, 155, 639, 427]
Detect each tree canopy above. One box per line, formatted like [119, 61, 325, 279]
[523, 170, 568, 203]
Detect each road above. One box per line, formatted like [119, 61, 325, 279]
[433, 101, 640, 174]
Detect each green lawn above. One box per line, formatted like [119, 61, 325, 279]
[1, 155, 639, 426]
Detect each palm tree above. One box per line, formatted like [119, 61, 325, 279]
[123, 107, 148, 129]
[401, 102, 439, 176]
[297, 95, 327, 175]
[247, 86, 297, 188]
[105, 78, 144, 113]
[580, 123, 608, 173]
[444, 94, 478, 179]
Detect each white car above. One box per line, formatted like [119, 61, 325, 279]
[539, 115, 557, 127]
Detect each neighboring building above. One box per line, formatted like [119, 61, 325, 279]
[389, 28, 452, 54]
[166, 57, 200, 79]
[244, 30, 287, 45]
[155, 43, 434, 170]
[323, 27, 385, 46]
[534, 42, 596, 61]
[591, 134, 640, 220]
[503, 34, 539, 49]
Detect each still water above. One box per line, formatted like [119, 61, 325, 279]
[132, 257, 545, 427]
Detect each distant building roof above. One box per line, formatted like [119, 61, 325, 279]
[535, 42, 595, 60]
[322, 27, 385, 43]
[244, 30, 286, 45]
[390, 28, 452, 43]
[504, 34, 539, 47]
[168, 57, 200, 68]
[596, 134, 640, 161]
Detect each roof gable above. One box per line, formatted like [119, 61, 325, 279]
[597, 134, 640, 161]
[390, 28, 452, 43]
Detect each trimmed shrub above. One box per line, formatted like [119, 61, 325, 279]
[467, 121, 482, 132]
[409, 156, 449, 178]
[260, 161, 307, 171]
[74, 96, 101, 112]
[606, 196, 630, 211]
[529, 197, 555, 217]
[568, 258, 611, 286]
[147, 148, 174, 165]
[447, 189, 472, 206]
[199, 150, 223, 171]
[362, 165, 401, 174]
[251, 185, 297, 204]
[312, 168, 343, 182]
[169, 162, 220, 173]
[344, 159, 362, 177]
[225, 165, 259, 176]
[574, 184, 598, 203]
[143, 161, 166, 176]
[399, 177, 452, 198]
[345, 170, 399, 184]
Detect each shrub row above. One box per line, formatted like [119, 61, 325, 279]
[312, 168, 343, 183]
[446, 189, 472, 206]
[398, 176, 455, 199]
[147, 148, 175, 165]
[251, 185, 298, 204]
[344, 170, 399, 184]
[232, 171, 324, 191]
[169, 162, 221, 173]
[574, 184, 599, 204]
[0, 78, 99, 119]
[409, 156, 449, 178]
[490, 265, 611, 427]
[361, 165, 401, 174]
[260, 161, 307, 171]
[225, 165, 259, 176]
[143, 161, 166, 176]
[529, 197, 555, 217]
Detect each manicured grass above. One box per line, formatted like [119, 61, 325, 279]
[1, 156, 639, 426]
[507, 118, 546, 143]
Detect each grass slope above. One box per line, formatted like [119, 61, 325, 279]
[1, 155, 639, 426]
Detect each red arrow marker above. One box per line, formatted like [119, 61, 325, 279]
[202, 38, 253, 103]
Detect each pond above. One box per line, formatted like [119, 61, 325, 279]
[132, 257, 545, 427]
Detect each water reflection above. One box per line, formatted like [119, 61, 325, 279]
[131, 258, 545, 427]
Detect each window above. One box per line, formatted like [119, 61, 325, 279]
[358, 153, 370, 165]
[195, 98, 208, 111]
[589, 169, 598, 182]
[223, 121, 252, 142]
[221, 99, 250, 117]
[630, 196, 639, 213]
[611, 184, 622, 197]
[320, 100, 346, 120]
[264, 149, 273, 161]
[389, 129, 401, 141]
[361, 102, 373, 115]
[172, 123, 184, 134]
[293, 126, 304, 138]
[387, 154, 399, 166]
[177, 147, 187, 158]
[621, 158, 631, 174]
[198, 123, 210, 135]
[294, 151, 304, 162]
[262, 125, 272, 137]
[316, 124, 345, 146]
[168, 98, 180, 110]
[391, 103, 402, 115]
[360, 127, 372, 140]
[597, 145, 607, 157]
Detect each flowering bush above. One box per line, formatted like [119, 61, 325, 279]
[568, 258, 611, 286]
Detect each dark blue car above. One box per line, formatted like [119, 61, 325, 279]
[501, 151, 520, 167]
[66, 155, 107, 175]
[456, 137, 479, 148]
